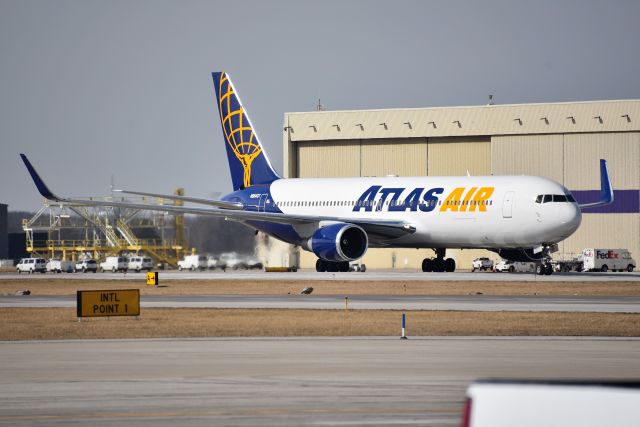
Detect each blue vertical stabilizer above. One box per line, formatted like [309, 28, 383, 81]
[212, 72, 280, 190]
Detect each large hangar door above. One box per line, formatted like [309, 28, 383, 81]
[296, 140, 361, 178]
[360, 138, 428, 177]
[427, 137, 491, 176]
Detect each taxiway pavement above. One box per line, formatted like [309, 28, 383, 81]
[2, 294, 640, 312]
[1, 337, 638, 426]
[2, 270, 639, 281]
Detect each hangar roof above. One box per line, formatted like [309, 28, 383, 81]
[284, 99, 640, 141]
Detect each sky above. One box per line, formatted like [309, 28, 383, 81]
[1, 0, 639, 211]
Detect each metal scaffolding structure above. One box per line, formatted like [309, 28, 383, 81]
[22, 190, 187, 266]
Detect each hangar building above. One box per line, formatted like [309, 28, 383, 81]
[263, 100, 640, 270]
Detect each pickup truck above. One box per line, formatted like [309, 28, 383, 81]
[462, 379, 640, 427]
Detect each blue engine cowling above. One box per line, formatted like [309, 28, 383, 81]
[308, 223, 368, 262]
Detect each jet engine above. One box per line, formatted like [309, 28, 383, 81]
[307, 223, 368, 262]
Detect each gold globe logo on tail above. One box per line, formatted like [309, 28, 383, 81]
[218, 73, 262, 188]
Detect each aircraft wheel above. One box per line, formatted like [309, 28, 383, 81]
[315, 259, 326, 272]
[535, 264, 544, 275]
[628, 265, 635, 272]
[444, 258, 456, 272]
[421, 258, 432, 272]
[601, 265, 608, 272]
[339, 262, 350, 272]
[544, 263, 553, 275]
[432, 258, 445, 272]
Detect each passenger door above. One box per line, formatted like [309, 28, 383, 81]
[502, 191, 515, 218]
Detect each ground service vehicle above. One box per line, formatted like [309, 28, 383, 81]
[46, 258, 74, 273]
[20, 72, 616, 275]
[16, 258, 46, 274]
[471, 257, 493, 271]
[177, 255, 207, 271]
[582, 248, 635, 272]
[75, 259, 98, 273]
[100, 256, 128, 272]
[462, 379, 640, 427]
[128, 256, 153, 272]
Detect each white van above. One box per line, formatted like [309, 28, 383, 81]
[99, 256, 129, 272]
[17, 258, 47, 274]
[128, 256, 154, 272]
[46, 258, 74, 273]
[177, 254, 207, 271]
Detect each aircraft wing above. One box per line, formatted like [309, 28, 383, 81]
[21, 154, 415, 240]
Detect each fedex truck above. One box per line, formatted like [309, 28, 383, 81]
[582, 249, 635, 272]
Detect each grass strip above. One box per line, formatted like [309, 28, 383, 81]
[1, 279, 640, 296]
[1, 308, 639, 340]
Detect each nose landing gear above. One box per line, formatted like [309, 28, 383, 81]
[535, 262, 554, 275]
[535, 245, 555, 275]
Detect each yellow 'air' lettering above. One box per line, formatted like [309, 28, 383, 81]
[439, 187, 465, 212]
[459, 187, 478, 212]
[468, 187, 494, 211]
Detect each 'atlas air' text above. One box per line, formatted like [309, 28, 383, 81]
[352, 186, 495, 213]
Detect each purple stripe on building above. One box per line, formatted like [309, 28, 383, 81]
[572, 190, 640, 214]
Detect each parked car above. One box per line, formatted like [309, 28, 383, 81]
[16, 257, 47, 274]
[46, 258, 74, 273]
[205, 256, 226, 270]
[128, 256, 154, 272]
[75, 259, 98, 273]
[177, 254, 207, 271]
[99, 256, 128, 273]
[493, 259, 536, 273]
[471, 257, 493, 272]
[244, 256, 264, 270]
[219, 252, 246, 270]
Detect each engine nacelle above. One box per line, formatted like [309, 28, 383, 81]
[306, 223, 368, 262]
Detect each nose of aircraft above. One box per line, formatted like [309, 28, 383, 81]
[553, 202, 582, 237]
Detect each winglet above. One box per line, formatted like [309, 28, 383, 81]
[579, 159, 614, 209]
[20, 154, 59, 201]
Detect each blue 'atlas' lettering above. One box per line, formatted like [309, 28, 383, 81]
[376, 188, 404, 211]
[389, 187, 424, 212]
[419, 187, 444, 212]
[353, 185, 381, 212]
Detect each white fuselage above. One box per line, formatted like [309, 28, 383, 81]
[264, 175, 581, 249]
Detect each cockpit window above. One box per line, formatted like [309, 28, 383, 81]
[552, 195, 568, 202]
[536, 194, 577, 203]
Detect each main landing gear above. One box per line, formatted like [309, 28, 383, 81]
[422, 248, 456, 272]
[316, 259, 350, 272]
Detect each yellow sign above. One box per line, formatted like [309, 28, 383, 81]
[146, 272, 158, 286]
[76, 289, 140, 318]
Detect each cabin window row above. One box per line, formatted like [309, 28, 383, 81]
[272, 199, 493, 208]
